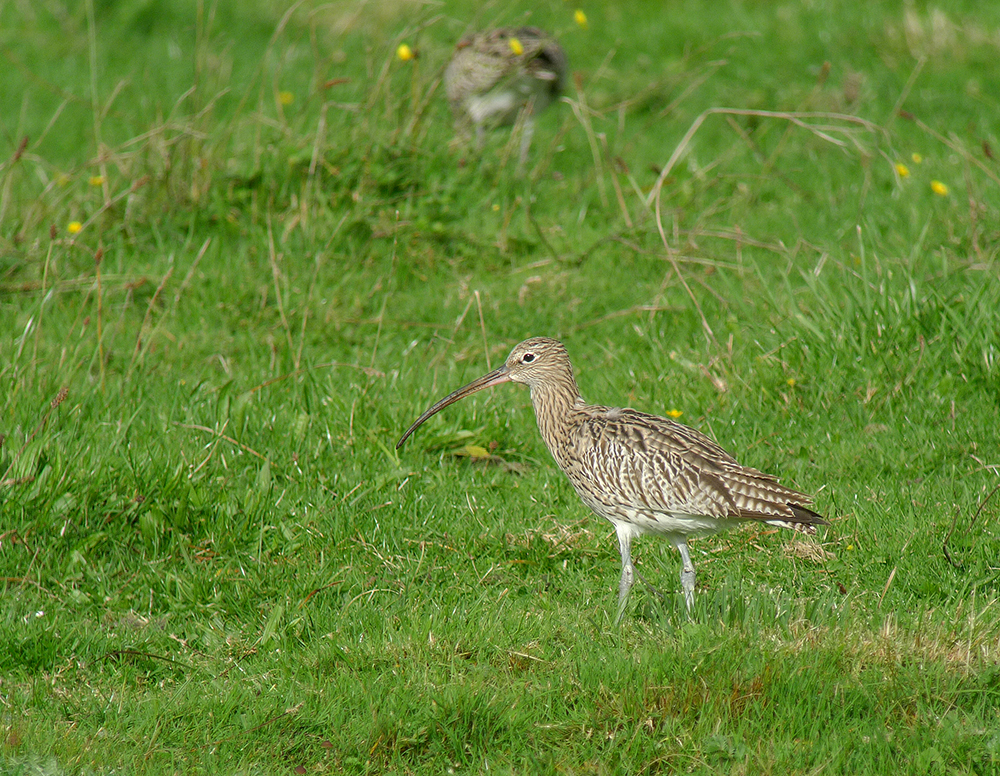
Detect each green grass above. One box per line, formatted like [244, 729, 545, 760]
[2, 0, 1000, 772]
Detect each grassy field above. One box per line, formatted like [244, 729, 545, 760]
[3, 0, 1000, 772]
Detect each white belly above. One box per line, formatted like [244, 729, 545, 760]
[606, 508, 727, 540]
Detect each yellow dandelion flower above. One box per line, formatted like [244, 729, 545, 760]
[930, 180, 948, 196]
[67, 221, 83, 235]
[508, 37, 524, 56]
[786, 378, 797, 387]
[574, 9, 588, 28]
[396, 43, 414, 62]
[666, 409, 682, 419]
[89, 175, 104, 186]
[278, 91, 294, 105]
[911, 152, 923, 164]
[894, 163, 909, 178]
[492, 203, 500, 211]
[846, 544, 854, 551]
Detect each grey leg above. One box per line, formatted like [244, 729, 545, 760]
[614, 525, 635, 625]
[676, 540, 696, 611]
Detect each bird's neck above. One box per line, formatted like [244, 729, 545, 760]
[529, 374, 582, 459]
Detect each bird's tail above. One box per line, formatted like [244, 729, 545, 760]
[765, 504, 828, 536]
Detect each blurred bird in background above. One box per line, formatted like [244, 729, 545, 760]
[444, 27, 567, 166]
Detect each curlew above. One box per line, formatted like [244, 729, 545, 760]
[444, 27, 567, 165]
[397, 337, 827, 622]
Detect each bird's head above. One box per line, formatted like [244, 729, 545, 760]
[501, 337, 572, 389]
[395, 336, 574, 449]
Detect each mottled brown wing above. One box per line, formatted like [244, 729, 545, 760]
[564, 406, 817, 523]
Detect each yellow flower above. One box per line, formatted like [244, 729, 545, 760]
[666, 409, 682, 419]
[911, 152, 923, 164]
[67, 221, 83, 235]
[396, 43, 414, 62]
[574, 9, 588, 28]
[846, 544, 854, 551]
[930, 180, 948, 196]
[894, 163, 909, 178]
[89, 175, 103, 186]
[786, 378, 796, 387]
[508, 37, 524, 56]
[278, 91, 294, 105]
[492, 203, 500, 211]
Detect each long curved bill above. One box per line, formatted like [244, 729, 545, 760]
[396, 364, 512, 449]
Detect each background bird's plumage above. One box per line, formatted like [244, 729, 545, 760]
[443, 27, 567, 161]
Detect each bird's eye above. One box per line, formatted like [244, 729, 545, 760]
[522, 353, 535, 363]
